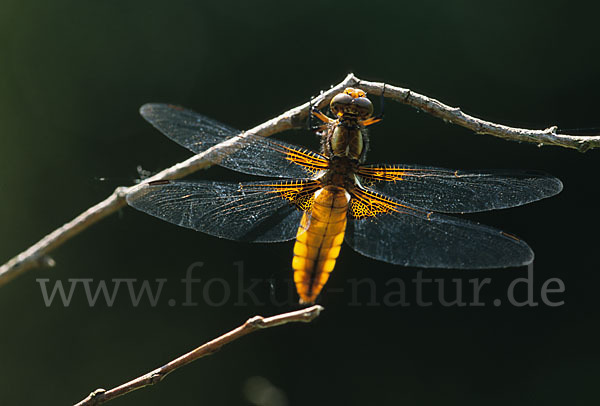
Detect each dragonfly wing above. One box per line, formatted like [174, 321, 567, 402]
[127, 179, 320, 242]
[344, 185, 533, 269]
[357, 164, 562, 213]
[140, 103, 240, 150]
[140, 103, 328, 178]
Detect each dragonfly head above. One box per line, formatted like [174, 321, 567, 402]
[330, 87, 373, 120]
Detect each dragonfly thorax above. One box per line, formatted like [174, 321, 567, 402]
[328, 124, 365, 161]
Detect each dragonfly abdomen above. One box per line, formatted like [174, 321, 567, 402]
[292, 186, 349, 304]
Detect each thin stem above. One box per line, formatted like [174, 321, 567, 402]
[73, 305, 323, 406]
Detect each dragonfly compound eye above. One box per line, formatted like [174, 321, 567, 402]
[330, 92, 373, 119]
[330, 93, 353, 116]
[353, 96, 374, 119]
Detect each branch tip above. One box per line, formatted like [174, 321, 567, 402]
[304, 304, 324, 320]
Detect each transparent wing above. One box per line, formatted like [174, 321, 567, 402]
[357, 164, 562, 213]
[127, 179, 320, 242]
[140, 103, 328, 178]
[345, 186, 533, 268]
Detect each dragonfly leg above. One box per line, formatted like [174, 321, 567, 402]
[361, 83, 386, 127]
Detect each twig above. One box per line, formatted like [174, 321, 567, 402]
[1, 73, 597, 287]
[354, 78, 600, 153]
[73, 305, 324, 406]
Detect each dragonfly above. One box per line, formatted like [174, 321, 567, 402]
[127, 87, 562, 304]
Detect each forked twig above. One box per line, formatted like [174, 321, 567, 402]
[1, 73, 597, 287]
[73, 305, 323, 406]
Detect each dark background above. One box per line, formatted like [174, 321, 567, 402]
[1, 1, 598, 405]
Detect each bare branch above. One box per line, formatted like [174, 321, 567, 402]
[2, 73, 597, 286]
[355, 77, 600, 152]
[73, 305, 324, 406]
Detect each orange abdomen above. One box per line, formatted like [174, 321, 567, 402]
[292, 186, 349, 303]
